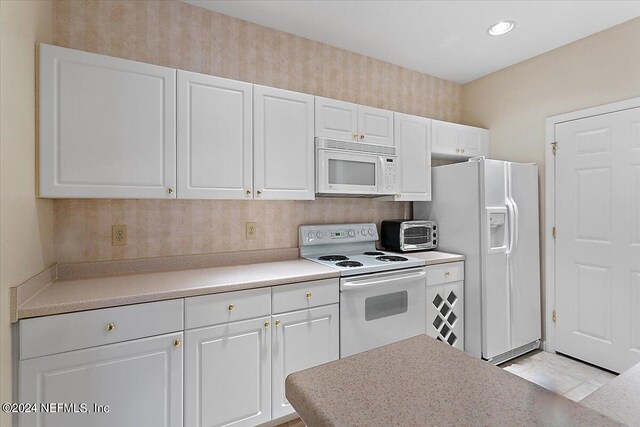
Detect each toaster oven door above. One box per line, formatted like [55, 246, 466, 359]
[402, 224, 433, 250]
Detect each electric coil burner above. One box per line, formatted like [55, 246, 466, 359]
[318, 255, 349, 261]
[376, 255, 409, 262]
[336, 261, 363, 268]
[363, 251, 385, 256]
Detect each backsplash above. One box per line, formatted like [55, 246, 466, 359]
[51, 0, 460, 263]
[54, 199, 410, 263]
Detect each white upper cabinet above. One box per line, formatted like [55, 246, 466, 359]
[177, 71, 252, 199]
[393, 113, 431, 201]
[39, 44, 176, 198]
[358, 105, 394, 146]
[315, 97, 358, 141]
[254, 85, 315, 200]
[315, 97, 394, 145]
[431, 119, 489, 159]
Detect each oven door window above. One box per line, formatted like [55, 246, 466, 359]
[364, 291, 408, 321]
[328, 159, 376, 186]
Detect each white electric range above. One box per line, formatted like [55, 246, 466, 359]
[299, 223, 427, 357]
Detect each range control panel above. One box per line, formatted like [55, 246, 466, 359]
[299, 223, 379, 246]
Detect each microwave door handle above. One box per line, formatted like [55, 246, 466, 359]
[342, 270, 426, 291]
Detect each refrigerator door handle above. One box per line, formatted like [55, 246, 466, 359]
[505, 198, 515, 256]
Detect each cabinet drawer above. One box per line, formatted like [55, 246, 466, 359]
[19, 299, 184, 360]
[272, 279, 339, 314]
[426, 261, 464, 286]
[185, 287, 271, 329]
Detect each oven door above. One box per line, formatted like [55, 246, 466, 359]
[316, 149, 382, 195]
[340, 267, 426, 357]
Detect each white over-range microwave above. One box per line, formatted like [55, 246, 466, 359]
[316, 137, 399, 197]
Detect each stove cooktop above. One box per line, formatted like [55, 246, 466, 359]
[304, 250, 424, 276]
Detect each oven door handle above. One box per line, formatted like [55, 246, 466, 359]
[341, 270, 426, 291]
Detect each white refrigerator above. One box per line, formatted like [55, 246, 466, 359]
[414, 159, 541, 363]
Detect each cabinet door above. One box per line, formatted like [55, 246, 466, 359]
[358, 105, 394, 145]
[19, 332, 183, 427]
[426, 281, 464, 351]
[271, 305, 339, 419]
[314, 96, 358, 141]
[459, 125, 489, 158]
[254, 86, 315, 200]
[177, 71, 252, 199]
[431, 119, 460, 158]
[185, 317, 271, 427]
[39, 44, 176, 198]
[394, 113, 431, 201]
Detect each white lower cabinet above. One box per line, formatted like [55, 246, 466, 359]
[19, 332, 184, 427]
[426, 262, 464, 350]
[184, 316, 272, 427]
[271, 304, 339, 419]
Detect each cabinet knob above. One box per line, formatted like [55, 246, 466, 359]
[359, 134, 365, 140]
[173, 339, 181, 348]
[167, 187, 174, 194]
[257, 190, 262, 196]
[228, 304, 235, 311]
[461, 148, 465, 153]
[456, 148, 460, 153]
[105, 323, 115, 332]
[264, 321, 270, 328]
[396, 194, 401, 198]
[445, 271, 450, 278]
[246, 189, 251, 195]
[352, 133, 358, 140]
[306, 292, 312, 299]
[275, 320, 281, 327]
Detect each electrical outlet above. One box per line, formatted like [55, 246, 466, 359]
[112, 224, 127, 246]
[246, 222, 257, 240]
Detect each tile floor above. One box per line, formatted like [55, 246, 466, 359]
[501, 350, 618, 401]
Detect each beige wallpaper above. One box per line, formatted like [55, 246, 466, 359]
[462, 17, 640, 337]
[51, 0, 461, 263]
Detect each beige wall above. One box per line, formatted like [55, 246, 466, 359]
[0, 0, 55, 423]
[462, 17, 640, 335]
[51, 0, 461, 263]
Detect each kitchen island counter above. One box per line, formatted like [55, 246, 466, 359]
[285, 335, 622, 427]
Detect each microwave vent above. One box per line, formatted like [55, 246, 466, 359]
[317, 137, 396, 156]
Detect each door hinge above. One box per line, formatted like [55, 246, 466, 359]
[552, 310, 557, 323]
[552, 226, 556, 239]
[551, 142, 558, 155]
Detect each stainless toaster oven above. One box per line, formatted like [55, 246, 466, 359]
[381, 220, 437, 252]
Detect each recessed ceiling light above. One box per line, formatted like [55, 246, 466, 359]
[487, 21, 515, 36]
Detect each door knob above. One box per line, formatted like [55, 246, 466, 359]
[173, 339, 181, 348]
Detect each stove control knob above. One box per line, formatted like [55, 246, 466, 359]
[316, 231, 324, 239]
[348, 229, 355, 237]
[307, 231, 314, 240]
[361, 228, 367, 235]
[368, 228, 374, 236]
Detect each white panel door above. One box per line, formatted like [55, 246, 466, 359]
[254, 85, 315, 200]
[393, 113, 431, 201]
[185, 317, 271, 427]
[19, 332, 183, 427]
[358, 105, 394, 146]
[460, 126, 489, 157]
[314, 97, 358, 141]
[555, 107, 640, 373]
[431, 120, 460, 157]
[177, 71, 252, 199]
[39, 44, 176, 198]
[271, 304, 339, 419]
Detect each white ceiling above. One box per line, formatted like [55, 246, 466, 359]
[183, 0, 640, 83]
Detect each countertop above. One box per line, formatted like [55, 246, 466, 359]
[15, 250, 465, 320]
[285, 335, 621, 427]
[17, 259, 339, 319]
[401, 250, 465, 265]
[582, 361, 640, 426]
